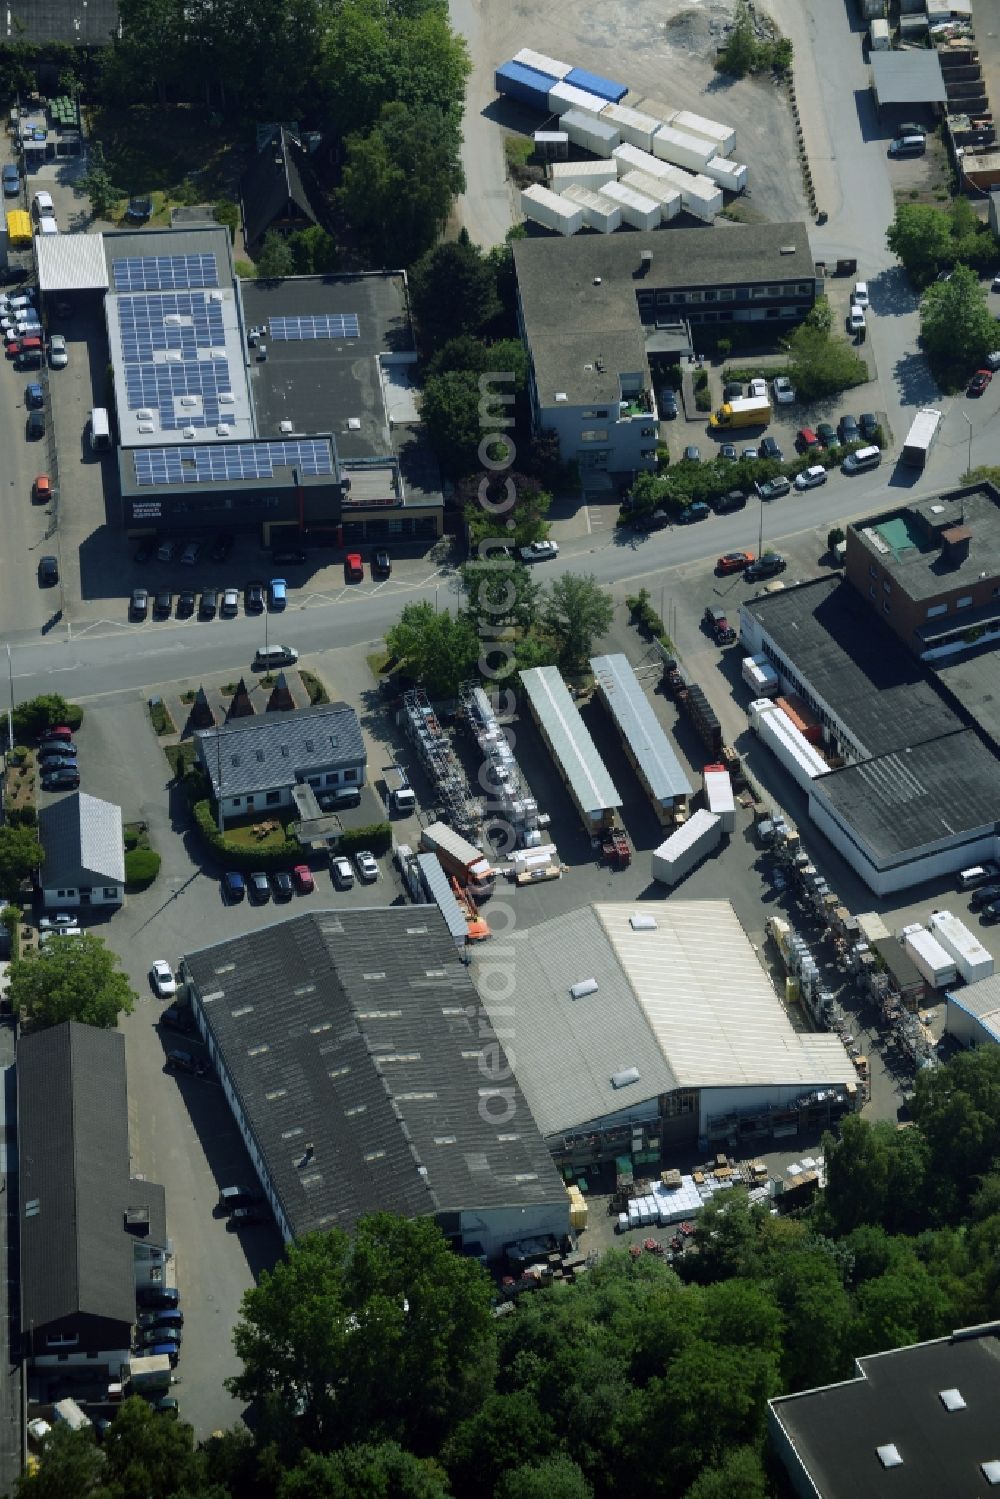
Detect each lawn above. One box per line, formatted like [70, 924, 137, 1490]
[221, 816, 295, 851]
[88, 104, 247, 224]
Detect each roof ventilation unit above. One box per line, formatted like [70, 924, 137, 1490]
[279, 419, 293, 433]
[611, 1066, 640, 1090]
[939, 1388, 966, 1411]
[569, 978, 598, 1000]
[630, 914, 657, 931]
[182, 426, 197, 439]
[876, 1446, 903, 1470]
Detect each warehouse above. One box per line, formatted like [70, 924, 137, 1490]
[945, 973, 1000, 1048]
[591, 653, 691, 824]
[473, 900, 857, 1163]
[181, 908, 569, 1258]
[519, 665, 622, 835]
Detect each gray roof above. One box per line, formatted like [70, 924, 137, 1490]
[770, 1327, 1000, 1499]
[416, 852, 469, 944]
[947, 972, 1000, 1037]
[18, 1023, 166, 1336]
[742, 577, 961, 758]
[591, 654, 692, 805]
[36, 233, 110, 294]
[182, 909, 565, 1239]
[520, 666, 621, 819]
[3, 0, 118, 43]
[851, 484, 1000, 603]
[870, 49, 948, 106]
[814, 730, 1000, 863]
[39, 792, 125, 890]
[195, 701, 366, 800]
[241, 128, 323, 248]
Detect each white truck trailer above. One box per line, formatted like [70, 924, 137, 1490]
[651, 808, 721, 886]
[520, 185, 583, 236]
[703, 765, 735, 834]
[928, 910, 994, 984]
[901, 924, 958, 989]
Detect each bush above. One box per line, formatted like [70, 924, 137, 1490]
[828, 526, 846, 555]
[338, 822, 392, 856]
[13, 695, 83, 743]
[6, 806, 37, 829]
[299, 670, 330, 706]
[148, 698, 175, 736]
[694, 387, 713, 412]
[213, 199, 239, 243]
[124, 848, 161, 888]
[694, 369, 709, 391]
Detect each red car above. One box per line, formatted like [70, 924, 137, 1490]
[5, 339, 21, 360]
[968, 369, 992, 396]
[33, 473, 52, 503]
[344, 552, 364, 582]
[716, 550, 754, 575]
[39, 725, 74, 743]
[796, 427, 819, 451]
[292, 864, 314, 894]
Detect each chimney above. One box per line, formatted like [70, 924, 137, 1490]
[639, 250, 653, 276]
[940, 525, 971, 566]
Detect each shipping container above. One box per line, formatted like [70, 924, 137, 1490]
[562, 184, 622, 233]
[560, 107, 621, 158]
[520, 184, 584, 235]
[634, 97, 677, 129]
[652, 123, 717, 172]
[612, 142, 674, 179]
[857, 911, 891, 944]
[495, 60, 558, 111]
[901, 407, 942, 468]
[775, 693, 823, 745]
[619, 170, 681, 222]
[564, 66, 628, 104]
[653, 162, 723, 221]
[513, 47, 572, 80]
[550, 158, 620, 192]
[547, 80, 609, 117]
[750, 700, 828, 790]
[600, 102, 661, 154]
[5, 209, 31, 247]
[128, 1354, 173, 1393]
[533, 130, 569, 161]
[670, 108, 737, 158]
[901, 924, 958, 990]
[54, 1400, 92, 1432]
[597, 180, 661, 231]
[701, 156, 748, 192]
[703, 765, 735, 833]
[928, 910, 995, 984]
[651, 808, 722, 886]
[742, 654, 780, 697]
[869, 18, 891, 49]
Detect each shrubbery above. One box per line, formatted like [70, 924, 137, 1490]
[124, 848, 161, 888]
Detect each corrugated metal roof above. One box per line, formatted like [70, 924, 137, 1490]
[416, 852, 469, 943]
[519, 666, 621, 818]
[36, 231, 109, 292]
[870, 50, 947, 106]
[591, 653, 692, 804]
[947, 973, 1000, 1035]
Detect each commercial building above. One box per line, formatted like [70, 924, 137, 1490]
[845, 482, 1000, 660]
[194, 701, 366, 822]
[18, 1023, 168, 1372]
[945, 974, 1000, 1048]
[590, 653, 691, 825]
[180, 908, 569, 1257]
[770, 1323, 1000, 1499]
[473, 899, 856, 1163]
[519, 665, 622, 834]
[512, 222, 816, 476]
[741, 577, 1000, 895]
[37, 791, 125, 910]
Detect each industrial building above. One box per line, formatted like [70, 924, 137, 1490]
[473, 900, 857, 1164]
[512, 222, 817, 476]
[180, 908, 569, 1258]
[741, 577, 1000, 895]
[769, 1323, 1000, 1499]
[945, 973, 1000, 1049]
[591, 653, 691, 826]
[519, 665, 622, 835]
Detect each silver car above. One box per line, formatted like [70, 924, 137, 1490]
[221, 587, 239, 617]
[48, 334, 67, 369]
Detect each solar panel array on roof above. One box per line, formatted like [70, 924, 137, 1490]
[132, 439, 335, 487]
[269, 314, 361, 341]
[116, 287, 235, 432]
[112, 254, 218, 291]
[118, 291, 226, 361]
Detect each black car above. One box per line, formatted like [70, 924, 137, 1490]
[38, 555, 58, 586]
[272, 870, 294, 900]
[677, 501, 710, 524]
[758, 436, 783, 461]
[839, 414, 860, 443]
[981, 900, 1000, 925]
[713, 489, 747, 514]
[683, 445, 701, 463]
[177, 589, 196, 618]
[248, 870, 270, 903]
[159, 1006, 193, 1034]
[272, 546, 307, 566]
[209, 531, 235, 564]
[859, 412, 879, 441]
[723, 380, 743, 402]
[165, 1048, 207, 1076]
[227, 1207, 269, 1230]
[970, 884, 1000, 912]
[373, 549, 392, 578]
[154, 588, 173, 619]
[199, 588, 217, 619]
[245, 579, 265, 613]
[26, 410, 44, 440]
[745, 552, 787, 582]
[134, 538, 157, 564]
[659, 388, 678, 418]
[137, 1286, 180, 1310]
[42, 770, 80, 789]
[131, 588, 149, 619]
[125, 195, 153, 223]
[38, 746, 78, 765]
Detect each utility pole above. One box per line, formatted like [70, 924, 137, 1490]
[961, 409, 973, 475]
[5, 646, 13, 753]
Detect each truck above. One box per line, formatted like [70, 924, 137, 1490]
[651, 808, 722, 886]
[900, 924, 957, 990]
[386, 765, 416, 815]
[742, 654, 780, 697]
[901, 407, 942, 469]
[702, 765, 735, 833]
[419, 821, 495, 898]
[928, 910, 994, 984]
[53, 1399, 92, 1432]
[709, 395, 772, 430]
[127, 1354, 173, 1395]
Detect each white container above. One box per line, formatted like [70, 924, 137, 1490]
[703, 767, 735, 834]
[671, 108, 737, 158]
[548, 80, 608, 117]
[928, 910, 995, 984]
[901, 925, 958, 990]
[533, 129, 569, 160]
[742, 655, 780, 697]
[652, 808, 722, 886]
[619, 170, 681, 222]
[652, 123, 717, 172]
[520, 184, 583, 236]
[596, 180, 660, 232]
[600, 102, 661, 153]
[612, 142, 675, 180]
[562, 184, 622, 232]
[635, 97, 678, 129]
[869, 18, 891, 49]
[550, 158, 620, 191]
[750, 701, 827, 790]
[655, 163, 723, 221]
[512, 844, 559, 873]
[561, 107, 620, 158]
[513, 47, 573, 80]
[628, 1200, 641, 1227]
[617, 1211, 629, 1233]
[702, 156, 748, 192]
[857, 911, 891, 944]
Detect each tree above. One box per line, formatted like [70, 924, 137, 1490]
[887, 202, 956, 286]
[13, 693, 81, 742]
[420, 369, 482, 478]
[828, 526, 845, 555]
[289, 226, 340, 275]
[461, 560, 540, 633]
[463, 473, 551, 551]
[340, 102, 464, 267]
[912, 1045, 1000, 1217]
[716, 1, 760, 76]
[0, 825, 43, 900]
[410, 240, 501, 345]
[228, 1215, 496, 1455]
[385, 601, 480, 698]
[13, 1421, 103, 1499]
[920, 263, 995, 376]
[279, 1443, 451, 1499]
[425, 336, 528, 391]
[442, 1391, 556, 1498]
[8, 933, 136, 1030]
[682, 1448, 769, 1499]
[784, 314, 868, 402]
[543, 574, 614, 673]
[256, 231, 295, 279]
[496, 1456, 593, 1499]
[101, 1396, 206, 1499]
[80, 140, 121, 218]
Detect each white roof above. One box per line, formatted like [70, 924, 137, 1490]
[519, 666, 621, 819]
[947, 973, 1000, 1039]
[36, 232, 109, 292]
[591, 654, 692, 804]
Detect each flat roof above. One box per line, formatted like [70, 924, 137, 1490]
[947, 974, 1000, 1041]
[851, 484, 1000, 602]
[870, 49, 948, 105]
[591, 654, 692, 804]
[183, 909, 564, 1239]
[519, 666, 621, 819]
[770, 1326, 1000, 1499]
[814, 730, 1000, 862]
[743, 577, 962, 758]
[3, 0, 118, 43]
[36, 232, 109, 293]
[933, 647, 1000, 753]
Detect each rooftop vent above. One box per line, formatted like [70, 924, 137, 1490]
[593, 276, 602, 285]
[983, 1462, 1000, 1487]
[555, 392, 567, 402]
[630, 914, 657, 931]
[570, 978, 598, 1000]
[611, 1066, 640, 1090]
[640, 250, 653, 266]
[779, 244, 797, 254]
[876, 1445, 903, 1470]
[279, 419, 293, 433]
[347, 417, 361, 430]
[939, 1388, 966, 1411]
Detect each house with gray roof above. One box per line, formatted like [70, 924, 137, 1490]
[194, 701, 367, 821]
[240, 126, 325, 251]
[38, 791, 125, 910]
[18, 1023, 168, 1372]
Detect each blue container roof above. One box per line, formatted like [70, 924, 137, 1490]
[564, 66, 627, 103]
[496, 59, 559, 89]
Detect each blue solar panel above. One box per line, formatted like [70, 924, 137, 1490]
[117, 288, 233, 431]
[269, 314, 360, 341]
[132, 440, 336, 487]
[112, 255, 218, 292]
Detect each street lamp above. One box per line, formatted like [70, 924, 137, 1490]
[758, 489, 765, 563]
[961, 409, 973, 475]
[5, 646, 13, 754]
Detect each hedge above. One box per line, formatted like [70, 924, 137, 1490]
[124, 848, 161, 888]
[193, 800, 302, 870]
[338, 823, 392, 856]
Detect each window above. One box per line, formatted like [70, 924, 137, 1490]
[103, 886, 118, 898]
[324, 772, 340, 786]
[751, 285, 768, 299]
[265, 790, 281, 806]
[46, 1332, 78, 1347]
[231, 797, 241, 808]
[581, 409, 608, 419]
[718, 289, 734, 301]
[882, 580, 891, 593]
[703, 289, 717, 302]
[869, 585, 876, 598]
[343, 767, 358, 783]
[306, 776, 321, 787]
[869, 564, 878, 578]
[882, 601, 890, 613]
[957, 595, 973, 609]
[765, 308, 780, 318]
[655, 289, 671, 305]
[687, 291, 702, 303]
[580, 430, 608, 442]
[636, 290, 653, 306]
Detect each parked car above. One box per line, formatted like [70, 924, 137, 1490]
[133, 537, 156, 564]
[986, 351, 1000, 371]
[221, 587, 239, 617]
[38, 746, 78, 764]
[859, 412, 880, 440]
[796, 427, 819, 452]
[144, 1342, 180, 1367]
[970, 884, 1000, 911]
[153, 588, 172, 619]
[48, 334, 68, 369]
[839, 414, 860, 443]
[139, 1309, 184, 1331]
[344, 553, 364, 582]
[272, 546, 307, 565]
[137, 1286, 180, 1310]
[177, 589, 195, 618]
[31, 473, 52, 505]
[718, 443, 737, 462]
[713, 489, 747, 514]
[847, 306, 866, 335]
[331, 855, 354, 889]
[659, 388, 678, 418]
[268, 577, 286, 610]
[816, 422, 841, 451]
[139, 1327, 182, 1350]
[209, 532, 235, 563]
[38, 555, 59, 587]
[745, 552, 787, 582]
[227, 1206, 269, 1229]
[38, 913, 76, 930]
[24, 381, 44, 409]
[39, 726, 73, 743]
[26, 410, 44, 440]
[758, 436, 783, 461]
[981, 900, 1000, 925]
[2, 164, 19, 196]
[218, 1185, 262, 1212]
[677, 501, 710, 523]
[165, 1049, 206, 1077]
[683, 444, 701, 463]
[292, 864, 315, 894]
[199, 588, 217, 619]
[151, 960, 176, 998]
[159, 1006, 193, 1034]
[519, 540, 559, 563]
[716, 550, 754, 575]
[223, 870, 245, 902]
[355, 849, 378, 882]
[39, 927, 81, 943]
[248, 870, 270, 904]
[372, 550, 392, 577]
[723, 380, 743, 402]
[772, 375, 796, 404]
[180, 540, 201, 566]
[272, 870, 293, 899]
[702, 605, 736, 645]
[852, 281, 870, 309]
[968, 369, 992, 397]
[131, 589, 149, 620]
[244, 579, 264, 612]
[741, 445, 759, 462]
[756, 476, 791, 501]
[794, 464, 828, 491]
[42, 770, 80, 790]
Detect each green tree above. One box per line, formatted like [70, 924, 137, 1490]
[913, 1045, 1000, 1216]
[228, 1214, 496, 1455]
[279, 1442, 451, 1499]
[420, 369, 482, 478]
[410, 239, 501, 345]
[886, 201, 956, 286]
[716, 1, 760, 76]
[256, 230, 295, 279]
[496, 1456, 593, 1499]
[8, 933, 136, 1029]
[341, 102, 464, 267]
[461, 560, 540, 632]
[850, 1260, 954, 1355]
[682, 1448, 769, 1499]
[425, 336, 527, 390]
[288, 225, 340, 275]
[784, 315, 868, 402]
[464, 473, 551, 551]
[80, 140, 122, 218]
[822, 1115, 929, 1237]
[0, 825, 42, 900]
[101, 1395, 206, 1499]
[543, 574, 614, 673]
[385, 601, 480, 697]
[13, 1421, 103, 1499]
[920, 263, 996, 375]
[828, 526, 845, 555]
[13, 693, 81, 742]
[442, 1391, 556, 1498]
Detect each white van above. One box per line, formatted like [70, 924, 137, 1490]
[842, 445, 881, 474]
[31, 190, 54, 218]
[89, 407, 111, 451]
[38, 216, 58, 235]
[252, 645, 299, 670]
[958, 863, 999, 891]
